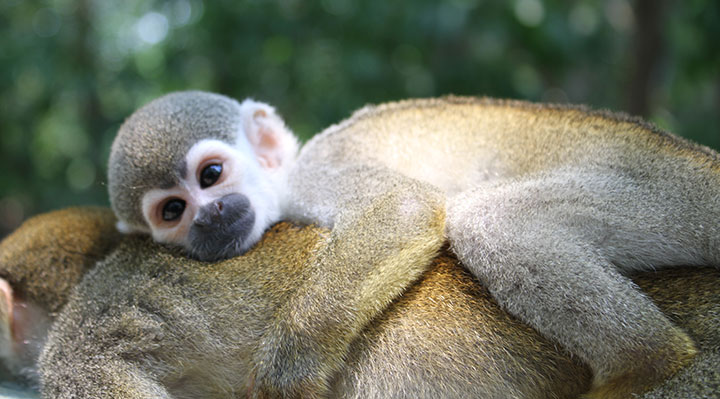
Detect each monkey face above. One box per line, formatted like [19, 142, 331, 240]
[140, 139, 283, 261]
[109, 92, 299, 261]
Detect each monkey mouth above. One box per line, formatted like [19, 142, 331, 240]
[225, 210, 256, 245]
[188, 209, 256, 262]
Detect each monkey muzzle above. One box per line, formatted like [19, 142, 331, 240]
[187, 193, 256, 261]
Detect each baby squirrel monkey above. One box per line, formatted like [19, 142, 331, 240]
[109, 91, 720, 397]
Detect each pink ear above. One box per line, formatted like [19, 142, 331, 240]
[253, 110, 282, 168]
[240, 100, 299, 171]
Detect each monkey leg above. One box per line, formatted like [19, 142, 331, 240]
[445, 173, 699, 398]
[254, 164, 446, 397]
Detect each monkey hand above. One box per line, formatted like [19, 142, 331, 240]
[250, 319, 336, 398]
[250, 187, 446, 397]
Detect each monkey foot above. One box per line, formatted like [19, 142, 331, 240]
[583, 331, 697, 399]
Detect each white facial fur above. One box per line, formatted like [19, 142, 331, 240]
[140, 138, 283, 254]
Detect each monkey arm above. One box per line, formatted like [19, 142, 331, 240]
[39, 356, 173, 399]
[37, 263, 177, 399]
[253, 169, 447, 397]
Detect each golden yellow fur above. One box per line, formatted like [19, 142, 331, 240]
[0, 208, 717, 398]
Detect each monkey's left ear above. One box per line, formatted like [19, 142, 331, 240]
[239, 99, 299, 171]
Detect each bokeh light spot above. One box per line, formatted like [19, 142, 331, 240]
[66, 158, 97, 191]
[514, 0, 545, 27]
[136, 12, 169, 45]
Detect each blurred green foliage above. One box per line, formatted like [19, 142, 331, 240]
[0, 0, 718, 237]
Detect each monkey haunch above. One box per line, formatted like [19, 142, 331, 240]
[108, 93, 720, 397]
[1, 208, 719, 398]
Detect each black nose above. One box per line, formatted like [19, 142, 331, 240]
[194, 199, 224, 228]
[187, 193, 256, 261]
[193, 193, 252, 230]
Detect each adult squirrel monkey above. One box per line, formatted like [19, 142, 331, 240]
[107, 92, 720, 397]
[0, 208, 719, 398]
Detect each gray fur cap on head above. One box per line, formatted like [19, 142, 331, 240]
[108, 91, 242, 230]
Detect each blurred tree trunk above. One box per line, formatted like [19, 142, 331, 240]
[627, 0, 666, 117]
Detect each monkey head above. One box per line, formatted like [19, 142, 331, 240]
[108, 91, 299, 261]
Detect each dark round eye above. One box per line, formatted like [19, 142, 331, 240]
[162, 199, 186, 221]
[200, 164, 223, 188]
